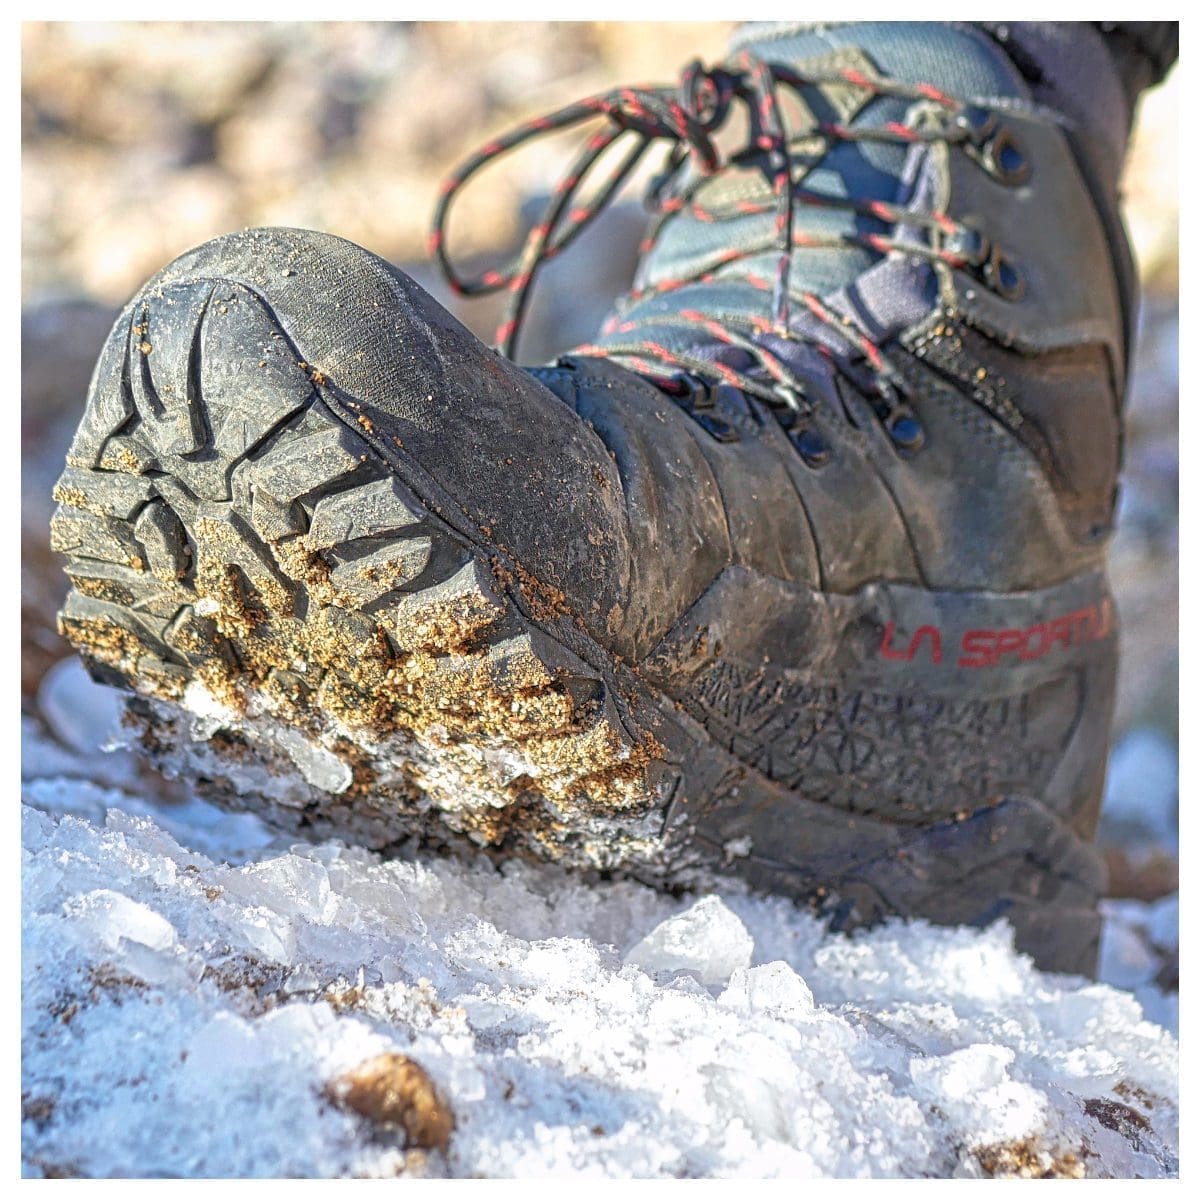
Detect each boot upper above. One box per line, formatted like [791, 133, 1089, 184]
[142, 23, 1130, 671]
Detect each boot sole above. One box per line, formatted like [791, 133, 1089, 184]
[53, 277, 672, 867]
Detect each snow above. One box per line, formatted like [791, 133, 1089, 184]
[21, 666, 1179, 1179]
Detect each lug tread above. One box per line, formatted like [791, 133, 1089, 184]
[53, 275, 654, 875]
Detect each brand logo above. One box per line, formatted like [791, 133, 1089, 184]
[879, 599, 1114, 669]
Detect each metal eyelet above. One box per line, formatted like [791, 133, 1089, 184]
[664, 377, 743, 442]
[954, 105, 998, 146]
[659, 374, 714, 409]
[943, 226, 991, 268]
[695, 413, 740, 443]
[982, 126, 1032, 186]
[790, 427, 831, 467]
[983, 246, 1026, 301]
[886, 410, 925, 453]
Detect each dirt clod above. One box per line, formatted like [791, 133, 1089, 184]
[973, 1138, 1086, 1179]
[1084, 1097, 1152, 1150]
[327, 1052, 455, 1152]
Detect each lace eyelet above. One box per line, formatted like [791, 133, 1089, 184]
[790, 427, 831, 467]
[662, 377, 744, 442]
[954, 105, 998, 146]
[982, 126, 1032, 186]
[983, 247, 1026, 301]
[943, 226, 990, 268]
[695, 413, 740, 443]
[886, 412, 925, 453]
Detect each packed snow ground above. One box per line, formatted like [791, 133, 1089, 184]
[22, 660, 1179, 1178]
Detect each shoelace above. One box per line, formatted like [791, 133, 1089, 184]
[430, 51, 1018, 433]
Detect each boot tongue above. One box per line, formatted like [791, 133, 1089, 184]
[592, 22, 1032, 357]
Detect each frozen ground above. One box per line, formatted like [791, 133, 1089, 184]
[21, 662, 1178, 1179]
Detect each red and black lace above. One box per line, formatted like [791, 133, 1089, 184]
[430, 52, 1019, 434]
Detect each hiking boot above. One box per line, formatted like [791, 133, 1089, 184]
[52, 22, 1134, 975]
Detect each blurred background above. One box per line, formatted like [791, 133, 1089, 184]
[21, 22, 1178, 913]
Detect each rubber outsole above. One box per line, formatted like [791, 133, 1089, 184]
[53, 278, 672, 869]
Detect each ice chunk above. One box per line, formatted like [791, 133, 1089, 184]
[624, 895, 753, 986]
[184, 1012, 270, 1075]
[273, 726, 353, 794]
[720, 960, 814, 1018]
[231, 855, 333, 921]
[911, 1043, 1013, 1099]
[65, 888, 178, 953]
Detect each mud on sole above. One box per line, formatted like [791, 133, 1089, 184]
[52, 279, 668, 868]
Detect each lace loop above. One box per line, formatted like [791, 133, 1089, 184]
[432, 51, 990, 447]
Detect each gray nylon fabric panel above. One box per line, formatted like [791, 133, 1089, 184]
[731, 22, 1028, 100]
[594, 21, 1030, 359]
[832, 258, 939, 344]
[825, 144, 942, 343]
